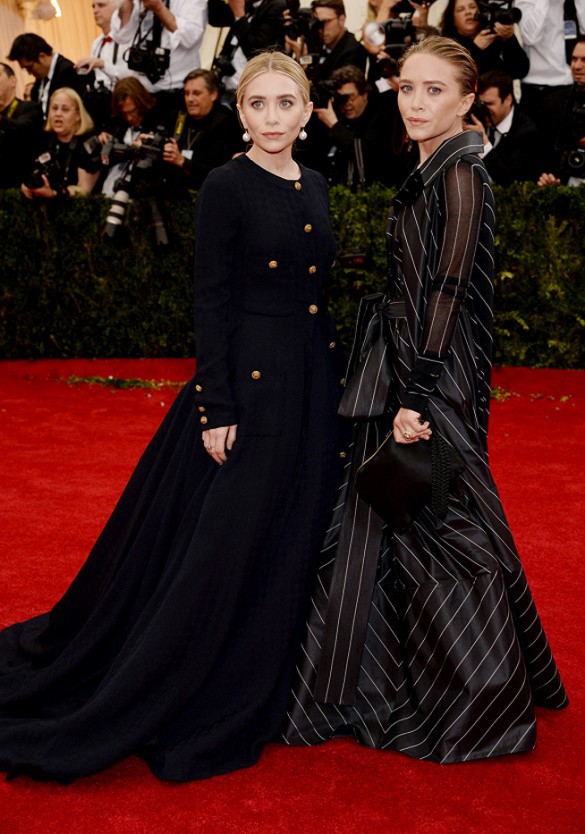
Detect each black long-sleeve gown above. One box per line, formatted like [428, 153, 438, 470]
[283, 132, 568, 763]
[0, 155, 345, 782]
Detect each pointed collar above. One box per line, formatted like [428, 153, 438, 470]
[393, 130, 484, 210]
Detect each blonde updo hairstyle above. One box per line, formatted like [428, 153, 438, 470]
[44, 87, 95, 135]
[398, 35, 478, 97]
[236, 51, 311, 108]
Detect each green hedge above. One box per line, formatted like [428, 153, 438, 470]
[1, 183, 584, 366]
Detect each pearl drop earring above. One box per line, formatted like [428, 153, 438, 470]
[299, 127, 307, 141]
[242, 129, 251, 142]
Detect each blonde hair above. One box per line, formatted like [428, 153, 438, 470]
[399, 35, 478, 96]
[237, 51, 311, 107]
[44, 87, 95, 135]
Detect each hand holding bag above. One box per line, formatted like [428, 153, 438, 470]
[355, 431, 465, 532]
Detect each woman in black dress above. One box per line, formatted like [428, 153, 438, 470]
[0, 52, 345, 782]
[283, 36, 568, 763]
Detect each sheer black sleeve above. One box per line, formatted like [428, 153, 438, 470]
[402, 160, 484, 413]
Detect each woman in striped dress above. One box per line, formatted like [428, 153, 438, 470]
[283, 36, 568, 763]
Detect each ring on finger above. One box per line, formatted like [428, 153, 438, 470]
[403, 432, 412, 440]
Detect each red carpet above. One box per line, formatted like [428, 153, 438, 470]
[0, 360, 583, 834]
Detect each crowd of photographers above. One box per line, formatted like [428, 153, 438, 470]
[1, 0, 585, 244]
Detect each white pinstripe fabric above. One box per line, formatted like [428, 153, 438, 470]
[282, 133, 567, 763]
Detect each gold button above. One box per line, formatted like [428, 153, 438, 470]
[195, 384, 203, 392]
[268, 260, 278, 269]
[340, 451, 347, 459]
[251, 370, 262, 380]
[329, 341, 336, 349]
[308, 265, 317, 275]
[294, 182, 302, 191]
[200, 416, 208, 425]
[198, 406, 206, 413]
[304, 224, 312, 233]
[340, 377, 346, 386]
[308, 304, 318, 314]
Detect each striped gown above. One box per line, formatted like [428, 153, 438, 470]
[282, 132, 568, 763]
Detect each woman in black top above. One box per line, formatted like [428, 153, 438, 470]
[21, 87, 99, 199]
[0, 52, 344, 782]
[441, 0, 529, 79]
[284, 36, 567, 763]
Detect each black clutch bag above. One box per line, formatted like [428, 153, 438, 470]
[355, 432, 465, 532]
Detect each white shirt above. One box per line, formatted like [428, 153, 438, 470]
[516, 0, 585, 86]
[91, 33, 125, 90]
[39, 51, 59, 116]
[110, 0, 208, 93]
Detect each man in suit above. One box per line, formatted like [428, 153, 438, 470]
[538, 37, 585, 186]
[7, 34, 86, 118]
[0, 62, 43, 188]
[466, 69, 540, 185]
[162, 69, 241, 192]
[285, 0, 367, 79]
[208, 0, 286, 100]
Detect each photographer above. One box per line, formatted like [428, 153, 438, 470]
[111, 0, 208, 117]
[8, 34, 87, 118]
[162, 70, 240, 193]
[538, 37, 585, 186]
[76, 1, 127, 131]
[465, 69, 539, 185]
[312, 64, 415, 186]
[286, 0, 367, 78]
[208, 0, 286, 99]
[21, 88, 100, 200]
[100, 77, 166, 196]
[0, 62, 43, 189]
[440, 0, 529, 78]
[517, 0, 585, 128]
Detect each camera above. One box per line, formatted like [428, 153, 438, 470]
[126, 43, 171, 84]
[466, 96, 491, 128]
[284, 3, 315, 40]
[212, 50, 237, 81]
[24, 152, 64, 193]
[475, 0, 522, 31]
[364, 16, 415, 79]
[102, 126, 170, 246]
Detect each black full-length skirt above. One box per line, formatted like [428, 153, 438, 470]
[283, 308, 568, 763]
[0, 320, 342, 783]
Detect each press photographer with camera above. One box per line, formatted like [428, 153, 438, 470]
[0, 62, 43, 190]
[538, 37, 585, 186]
[208, 0, 287, 101]
[110, 0, 208, 118]
[162, 70, 241, 192]
[98, 76, 167, 197]
[440, 0, 529, 78]
[285, 0, 367, 77]
[312, 64, 416, 186]
[517, 0, 585, 129]
[464, 69, 539, 184]
[75, 1, 127, 131]
[21, 88, 100, 201]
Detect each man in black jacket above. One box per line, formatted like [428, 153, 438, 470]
[7, 34, 86, 118]
[286, 0, 367, 79]
[465, 70, 539, 186]
[162, 69, 241, 192]
[312, 64, 415, 188]
[0, 62, 43, 189]
[208, 0, 287, 100]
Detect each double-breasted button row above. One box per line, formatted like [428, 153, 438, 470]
[195, 384, 203, 392]
[294, 182, 302, 191]
[200, 415, 208, 425]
